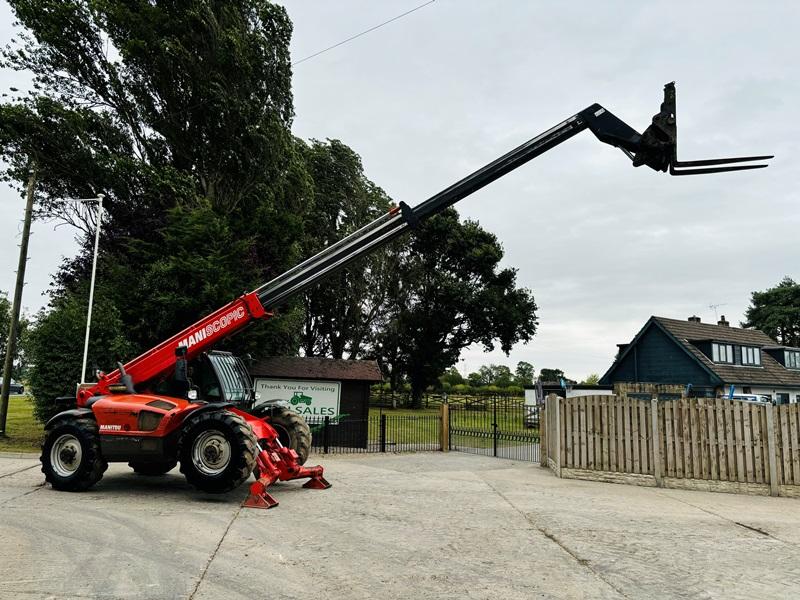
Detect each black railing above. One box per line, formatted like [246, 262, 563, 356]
[306, 414, 441, 454]
[449, 396, 540, 462]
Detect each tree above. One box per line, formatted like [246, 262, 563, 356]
[539, 368, 566, 382]
[298, 139, 392, 359]
[439, 367, 464, 387]
[27, 291, 135, 422]
[0, 292, 28, 380]
[581, 373, 600, 385]
[2, 1, 312, 408]
[743, 277, 800, 346]
[374, 209, 538, 407]
[513, 361, 535, 386]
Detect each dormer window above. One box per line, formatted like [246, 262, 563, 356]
[742, 346, 761, 366]
[712, 343, 733, 363]
[786, 350, 800, 369]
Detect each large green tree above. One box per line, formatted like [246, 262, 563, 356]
[298, 139, 393, 359]
[373, 209, 538, 407]
[1, 1, 311, 408]
[743, 277, 800, 346]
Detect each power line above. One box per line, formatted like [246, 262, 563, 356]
[292, 0, 436, 66]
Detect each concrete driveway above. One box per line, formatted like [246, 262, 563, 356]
[1, 451, 799, 600]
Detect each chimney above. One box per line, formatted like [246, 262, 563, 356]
[717, 315, 729, 327]
[688, 315, 701, 323]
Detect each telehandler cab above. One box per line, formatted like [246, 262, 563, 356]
[41, 83, 771, 508]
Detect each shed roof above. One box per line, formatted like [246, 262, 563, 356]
[250, 356, 383, 383]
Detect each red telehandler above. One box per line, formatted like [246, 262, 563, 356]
[40, 84, 771, 508]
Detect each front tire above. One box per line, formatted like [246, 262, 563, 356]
[179, 410, 257, 493]
[41, 416, 107, 491]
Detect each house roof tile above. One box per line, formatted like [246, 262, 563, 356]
[654, 317, 800, 387]
[249, 356, 383, 382]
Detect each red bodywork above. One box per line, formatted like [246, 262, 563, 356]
[75, 291, 329, 508]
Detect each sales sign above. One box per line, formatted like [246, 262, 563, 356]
[253, 378, 341, 420]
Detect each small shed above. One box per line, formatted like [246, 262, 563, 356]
[249, 356, 383, 448]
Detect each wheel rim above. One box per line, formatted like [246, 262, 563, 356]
[50, 433, 82, 477]
[191, 430, 231, 476]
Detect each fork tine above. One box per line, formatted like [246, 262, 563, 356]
[670, 163, 770, 176]
[674, 155, 774, 167]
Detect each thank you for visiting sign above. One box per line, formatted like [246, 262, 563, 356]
[253, 378, 341, 419]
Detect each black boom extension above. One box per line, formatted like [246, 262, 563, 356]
[256, 83, 771, 308]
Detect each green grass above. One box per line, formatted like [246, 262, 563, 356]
[0, 395, 43, 453]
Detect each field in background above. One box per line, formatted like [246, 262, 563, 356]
[0, 395, 43, 453]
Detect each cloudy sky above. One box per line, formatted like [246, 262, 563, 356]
[1, 1, 798, 381]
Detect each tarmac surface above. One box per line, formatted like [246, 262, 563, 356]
[1, 451, 799, 599]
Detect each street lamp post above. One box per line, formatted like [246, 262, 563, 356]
[55, 195, 105, 384]
[81, 194, 104, 384]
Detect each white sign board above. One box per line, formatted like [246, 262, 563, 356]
[253, 378, 341, 420]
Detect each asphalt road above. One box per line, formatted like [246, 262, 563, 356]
[1, 452, 800, 599]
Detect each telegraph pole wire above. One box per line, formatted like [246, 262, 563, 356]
[292, 0, 436, 66]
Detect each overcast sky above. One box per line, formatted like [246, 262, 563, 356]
[1, 1, 798, 381]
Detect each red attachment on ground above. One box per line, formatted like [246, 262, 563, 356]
[240, 422, 332, 509]
[242, 478, 279, 509]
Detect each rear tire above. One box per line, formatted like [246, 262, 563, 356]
[41, 416, 107, 491]
[250, 406, 312, 466]
[129, 460, 177, 476]
[179, 410, 257, 493]
[268, 408, 312, 465]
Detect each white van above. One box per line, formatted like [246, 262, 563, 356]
[724, 394, 772, 405]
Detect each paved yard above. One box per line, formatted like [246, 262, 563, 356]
[1, 451, 799, 599]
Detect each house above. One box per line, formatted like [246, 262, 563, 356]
[599, 315, 800, 404]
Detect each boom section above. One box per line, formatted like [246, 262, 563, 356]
[255, 111, 592, 309]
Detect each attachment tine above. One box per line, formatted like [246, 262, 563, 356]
[670, 163, 770, 176]
[674, 155, 774, 167]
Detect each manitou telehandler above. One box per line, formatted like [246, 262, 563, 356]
[40, 84, 772, 508]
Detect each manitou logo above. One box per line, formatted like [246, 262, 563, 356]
[177, 306, 246, 350]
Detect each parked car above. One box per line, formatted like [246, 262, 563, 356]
[725, 393, 772, 405]
[8, 380, 24, 394]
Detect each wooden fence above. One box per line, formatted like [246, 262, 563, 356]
[541, 393, 800, 497]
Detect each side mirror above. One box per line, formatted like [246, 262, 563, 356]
[187, 389, 198, 401]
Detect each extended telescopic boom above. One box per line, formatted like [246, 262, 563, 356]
[77, 83, 772, 405]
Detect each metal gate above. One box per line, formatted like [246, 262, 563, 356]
[448, 396, 540, 462]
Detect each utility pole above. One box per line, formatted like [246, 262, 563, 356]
[0, 163, 37, 435]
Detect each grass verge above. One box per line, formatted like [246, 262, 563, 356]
[0, 395, 43, 453]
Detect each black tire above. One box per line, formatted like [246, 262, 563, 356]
[129, 460, 177, 476]
[178, 410, 257, 493]
[40, 416, 107, 491]
[268, 408, 312, 466]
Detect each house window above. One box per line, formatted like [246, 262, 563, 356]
[741, 346, 761, 366]
[786, 351, 800, 369]
[712, 343, 733, 363]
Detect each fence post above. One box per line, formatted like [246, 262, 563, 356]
[323, 416, 330, 455]
[439, 403, 449, 452]
[492, 397, 498, 457]
[540, 404, 548, 466]
[380, 414, 387, 453]
[765, 403, 779, 497]
[651, 396, 663, 487]
[554, 394, 562, 477]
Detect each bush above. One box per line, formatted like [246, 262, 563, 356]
[28, 291, 134, 422]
